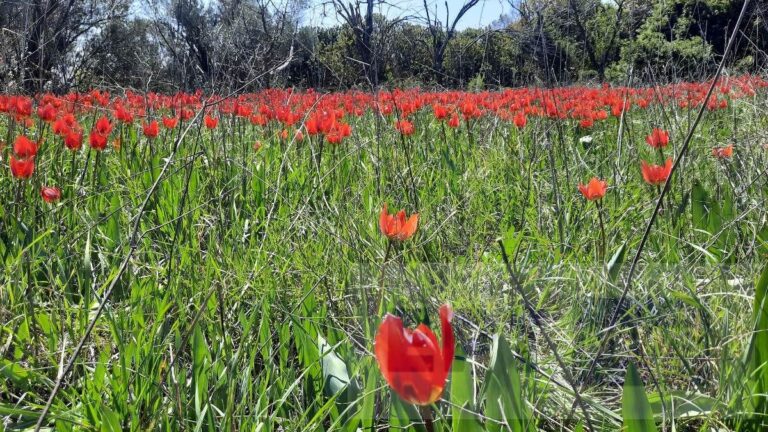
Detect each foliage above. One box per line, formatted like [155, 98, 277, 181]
[1, 0, 765, 91]
[1, 77, 768, 430]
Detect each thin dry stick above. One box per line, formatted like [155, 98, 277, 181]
[497, 240, 595, 431]
[578, 0, 753, 400]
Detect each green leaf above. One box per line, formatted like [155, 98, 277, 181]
[100, 404, 121, 432]
[451, 346, 483, 431]
[484, 334, 532, 432]
[318, 335, 359, 415]
[647, 391, 721, 420]
[358, 362, 378, 432]
[0, 359, 30, 389]
[757, 224, 768, 256]
[501, 226, 523, 259]
[389, 391, 426, 432]
[191, 325, 210, 420]
[605, 241, 627, 283]
[13, 319, 29, 360]
[690, 181, 709, 231]
[706, 199, 723, 237]
[622, 363, 657, 432]
[83, 230, 92, 270]
[105, 193, 121, 250]
[745, 263, 768, 416]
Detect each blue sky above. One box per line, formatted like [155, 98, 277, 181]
[304, 0, 508, 30]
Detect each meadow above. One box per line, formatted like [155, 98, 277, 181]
[2, 76, 768, 431]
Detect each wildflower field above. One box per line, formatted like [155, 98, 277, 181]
[3, 76, 768, 431]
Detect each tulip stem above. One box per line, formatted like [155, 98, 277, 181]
[377, 240, 392, 315]
[596, 199, 606, 261]
[419, 405, 435, 432]
[92, 150, 101, 186]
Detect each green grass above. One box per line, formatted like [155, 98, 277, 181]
[2, 89, 768, 431]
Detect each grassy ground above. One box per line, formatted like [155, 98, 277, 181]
[2, 80, 768, 431]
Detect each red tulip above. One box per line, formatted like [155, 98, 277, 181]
[374, 305, 454, 405]
[114, 105, 133, 123]
[250, 114, 267, 127]
[162, 116, 179, 129]
[52, 117, 70, 136]
[432, 104, 448, 120]
[40, 186, 61, 203]
[379, 204, 418, 241]
[89, 131, 108, 151]
[95, 116, 113, 136]
[64, 130, 83, 151]
[578, 177, 607, 201]
[326, 130, 342, 144]
[395, 120, 415, 136]
[641, 158, 673, 185]
[143, 120, 160, 138]
[645, 128, 669, 149]
[37, 103, 57, 122]
[460, 101, 481, 119]
[513, 111, 527, 129]
[712, 144, 733, 159]
[9, 156, 34, 179]
[180, 108, 194, 121]
[204, 115, 218, 129]
[447, 113, 460, 128]
[13, 135, 38, 158]
[338, 122, 352, 137]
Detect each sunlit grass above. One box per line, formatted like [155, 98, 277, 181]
[2, 81, 768, 430]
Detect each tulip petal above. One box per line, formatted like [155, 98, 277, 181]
[375, 314, 436, 405]
[413, 324, 445, 387]
[401, 214, 418, 240]
[439, 305, 455, 381]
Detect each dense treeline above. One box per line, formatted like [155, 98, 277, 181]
[0, 0, 766, 93]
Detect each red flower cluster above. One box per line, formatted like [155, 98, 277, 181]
[52, 113, 83, 151]
[0, 76, 762, 150]
[89, 116, 112, 151]
[305, 109, 352, 144]
[9, 135, 37, 179]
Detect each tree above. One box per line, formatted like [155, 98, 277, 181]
[79, 18, 164, 89]
[213, 0, 304, 89]
[420, 0, 480, 84]
[0, 0, 130, 92]
[323, 0, 377, 85]
[146, 0, 215, 90]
